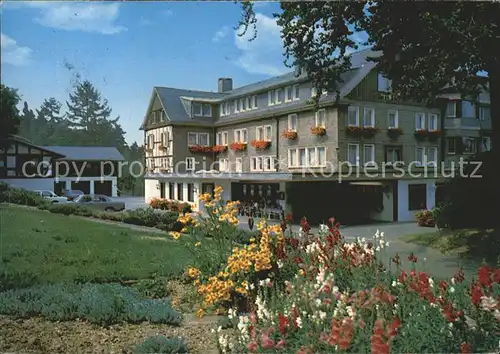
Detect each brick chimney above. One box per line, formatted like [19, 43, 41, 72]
[218, 78, 233, 93]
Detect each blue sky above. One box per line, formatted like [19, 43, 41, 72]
[1, 1, 287, 144]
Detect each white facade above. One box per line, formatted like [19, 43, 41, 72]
[3, 178, 55, 192]
[397, 179, 436, 222]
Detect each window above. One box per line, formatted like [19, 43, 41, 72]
[363, 144, 375, 166]
[235, 99, 240, 113]
[446, 101, 457, 118]
[218, 158, 229, 171]
[427, 147, 438, 166]
[481, 137, 492, 151]
[288, 114, 298, 131]
[187, 183, 194, 202]
[268, 91, 276, 106]
[177, 183, 183, 201]
[147, 134, 154, 149]
[285, 86, 293, 102]
[479, 106, 490, 120]
[193, 103, 202, 116]
[462, 137, 477, 154]
[169, 183, 175, 199]
[263, 156, 274, 171]
[387, 110, 398, 128]
[415, 147, 425, 165]
[363, 108, 375, 127]
[216, 131, 228, 145]
[221, 102, 230, 116]
[203, 104, 212, 117]
[315, 109, 326, 127]
[241, 98, 246, 111]
[292, 85, 300, 100]
[428, 114, 438, 131]
[446, 137, 457, 154]
[160, 132, 167, 146]
[187, 132, 198, 145]
[256, 126, 264, 141]
[234, 129, 248, 143]
[377, 73, 392, 92]
[288, 147, 326, 167]
[275, 88, 283, 104]
[385, 146, 402, 165]
[311, 87, 328, 97]
[251, 156, 263, 171]
[186, 157, 195, 171]
[348, 106, 359, 126]
[408, 184, 427, 211]
[415, 113, 425, 130]
[347, 144, 360, 166]
[264, 125, 272, 141]
[235, 158, 243, 172]
[462, 100, 475, 117]
[198, 133, 209, 146]
[251, 95, 257, 109]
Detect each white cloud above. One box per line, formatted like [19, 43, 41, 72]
[212, 26, 230, 42]
[1, 33, 33, 66]
[234, 13, 287, 76]
[6, 2, 126, 34]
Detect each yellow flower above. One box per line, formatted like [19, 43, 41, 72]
[196, 308, 205, 318]
[195, 241, 201, 247]
[187, 266, 200, 278]
[169, 231, 181, 240]
[298, 269, 305, 276]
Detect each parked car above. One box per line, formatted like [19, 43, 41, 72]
[72, 194, 125, 212]
[63, 189, 84, 201]
[33, 190, 68, 203]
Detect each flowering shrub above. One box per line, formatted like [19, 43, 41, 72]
[281, 130, 298, 140]
[213, 145, 228, 153]
[415, 209, 436, 227]
[189, 145, 212, 153]
[149, 197, 192, 213]
[204, 218, 500, 353]
[251, 140, 271, 150]
[387, 127, 404, 139]
[311, 126, 326, 136]
[230, 142, 247, 151]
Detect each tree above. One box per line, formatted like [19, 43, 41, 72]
[0, 84, 21, 145]
[66, 80, 126, 148]
[18, 101, 37, 142]
[239, 1, 500, 151]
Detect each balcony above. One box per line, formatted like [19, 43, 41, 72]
[444, 117, 492, 131]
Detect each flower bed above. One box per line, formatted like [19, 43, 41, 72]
[189, 145, 213, 153]
[251, 140, 271, 150]
[311, 126, 326, 136]
[149, 197, 192, 213]
[281, 130, 298, 140]
[230, 142, 247, 151]
[170, 187, 500, 353]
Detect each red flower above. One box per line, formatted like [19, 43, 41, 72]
[275, 340, 286, 350]
[494, 268, 500, 284]
[392, 253, 401, 266]
[285, 213, 293, 222]
[470, 282, 483, 305]
[477, 266, 492, 287]
[460, 342, 471, 354]
[260, 332, 274, 349]
[408, 253, 418, 263]
[247, 341, 258, 352]
[453, 268, 465, 283]
[277, 313, 288, 335]
[300, 217, 311, 234]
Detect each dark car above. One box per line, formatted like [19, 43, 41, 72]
[63, 189, 84, 201]
[72, 194, 125, 212]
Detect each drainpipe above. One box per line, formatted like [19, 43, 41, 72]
[275, 115, 280, 172]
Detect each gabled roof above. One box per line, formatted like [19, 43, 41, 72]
[2, 135, 66, 157]
[41, 146, 125, 161]
[141, 48, 380, 128]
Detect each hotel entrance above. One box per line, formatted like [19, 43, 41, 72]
[231, 182, 284, 220]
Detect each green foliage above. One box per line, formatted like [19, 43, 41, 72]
[46, 203, 94, 216]
[132, 276, 171, 299]
[0, 184, 47, 207]
[124, 208, 184, 231]
[0, 283, 182, 326]
[132, 335, 188, 354]
[0, 84, 21, 144]
[0, 206, 192, 291]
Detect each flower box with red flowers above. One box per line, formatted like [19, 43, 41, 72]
[189, 145, 212, 153]
[311, 126, 326, 136]
[281, 130, 298, 140]
[346, 126, 380, 138]
[414, 129, 428, 141]
[387, 127, 404, 139]
[212, 145, 228, 153]
[251, 140, 271, 150]
[229, 142, 247, 151]
[427, 130, 442, 141]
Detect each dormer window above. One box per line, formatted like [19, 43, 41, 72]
[193, 102, 212, 117]
[377, 73, 392, 92]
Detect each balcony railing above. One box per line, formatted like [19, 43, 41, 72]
[444, 118, 492, 130]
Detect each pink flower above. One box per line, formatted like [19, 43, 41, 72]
[275, 339, 286, 350]
[247, 341, 258, 352]
[260, 332, 275, 349]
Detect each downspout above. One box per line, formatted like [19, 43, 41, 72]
[275, 115, 280, 172]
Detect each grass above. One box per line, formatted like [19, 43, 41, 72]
[400, 228, 499, 265]
[0, 205, 193, 291]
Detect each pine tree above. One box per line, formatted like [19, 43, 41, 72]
[0, 84, 21, 147]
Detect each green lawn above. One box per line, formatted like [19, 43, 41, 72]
[400, 228, 498, 265]
[0, 205, 192, 291]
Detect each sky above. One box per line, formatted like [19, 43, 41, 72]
[1, 1, 289, 145]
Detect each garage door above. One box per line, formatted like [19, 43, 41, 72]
[53, 182, 65, 195]
[71, 181, 90, 194]
[94, 181, 112, 196]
